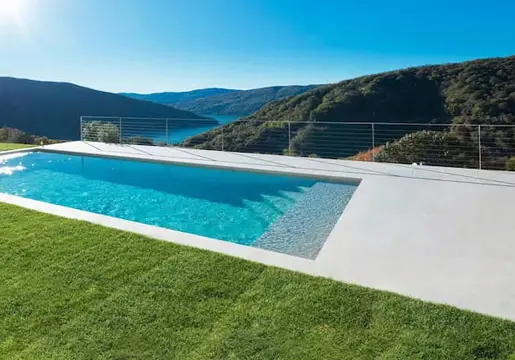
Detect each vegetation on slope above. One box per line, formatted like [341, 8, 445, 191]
[176, 85, 318, 115]
[184, 56, 515, 169]
[125, 85, 317, 115]
[1, 202, 515, 359]
[0, 77, 212, 141]
[0, 127, 58, 146]
[120, 88, 238, 105]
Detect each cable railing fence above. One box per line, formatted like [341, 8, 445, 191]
[80, 116, 515, 171]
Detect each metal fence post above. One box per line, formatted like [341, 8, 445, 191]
[119, 117, 122, 144]
[221, 126, 224, 151]
[80, 116, 83, 141]
[371, 123, 376, 162]
[478, 124, 482, 170]
[288, 121, 292, 155]
[165, 119, 169, 146]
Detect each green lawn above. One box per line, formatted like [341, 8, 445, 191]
[0, 202, 514, 359]
[0, 143, 36, 151]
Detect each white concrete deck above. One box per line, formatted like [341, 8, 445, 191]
[2, 141, 515, 320]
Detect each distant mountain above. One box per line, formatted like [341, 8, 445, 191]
[176, 85, 318, 115]
[0, 77, 213, 140]
[120, 88, 238, 106]
[122, 85, 317, 115]
[183, 56, 515, 170]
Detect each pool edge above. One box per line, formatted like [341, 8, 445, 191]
[36, 147, 363, 185]
[0, 191, 320, 275]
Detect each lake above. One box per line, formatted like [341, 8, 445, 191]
[141, 114, 242, 144]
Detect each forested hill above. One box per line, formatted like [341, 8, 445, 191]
[123, 85, 317, 115]
[249, 56, 515, 123]
[183, 56, 515, 168]
[0, 77, 211, 140]
[120, 88, 238, 106]
[174, 85, 317, 115]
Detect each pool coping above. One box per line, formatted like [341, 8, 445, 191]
[0, 192, 319, 274]
[37, 147, 363, 185]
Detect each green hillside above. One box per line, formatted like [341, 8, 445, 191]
[175, 85, 318, 115]
[0, 77, 212, 140]
[124, 85, 317, 116]
[183, 56, 515, 169]
[120, 88, 238, 105]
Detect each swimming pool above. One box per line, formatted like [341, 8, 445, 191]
[0, 151, 357, 259]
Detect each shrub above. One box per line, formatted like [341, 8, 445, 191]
[375, 130, 465, 167]
[34, 136, 51, 145]
[82, 121, 120, 143]
[0, 127, 53, 145]
[506, 157, 515, 171]
[124, 136, 155, 146]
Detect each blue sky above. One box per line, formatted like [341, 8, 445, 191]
[1, 0, 514, 93]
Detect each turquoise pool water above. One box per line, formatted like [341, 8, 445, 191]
[0, 152, 357, 258]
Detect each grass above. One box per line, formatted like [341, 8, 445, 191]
[0, 202, 514, 359]
[0, 143, 36, 151]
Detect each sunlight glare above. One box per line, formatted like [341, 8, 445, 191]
[0, 0, 25, 30]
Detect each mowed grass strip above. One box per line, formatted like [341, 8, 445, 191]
[0, 202, 514, 359]
[0, 143, 36, 152]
